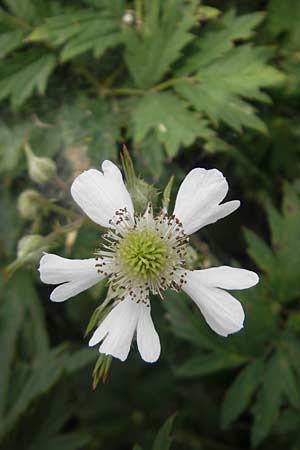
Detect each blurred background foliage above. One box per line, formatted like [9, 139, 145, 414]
[1, 0, 300, 449]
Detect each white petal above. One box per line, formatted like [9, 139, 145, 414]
[137, 305, 160, 363]
[173, 168, 240, 235]
[183, 271, 245, 337]
[89, 298, 139, 362]
[50, 278, 101, 302]
[193, 266, 259, 290]
[71, 160, 134, 228]
[38, 253, 102, 302]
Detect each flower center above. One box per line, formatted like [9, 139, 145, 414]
[95, 204, 189, 300]
[117, 229, 167, 279]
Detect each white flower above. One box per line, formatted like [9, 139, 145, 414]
[38, 160, 259, 363]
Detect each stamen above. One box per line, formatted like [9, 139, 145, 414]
[94, 205, 188, 302]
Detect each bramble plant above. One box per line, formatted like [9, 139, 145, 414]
[1, 1, 300, 450]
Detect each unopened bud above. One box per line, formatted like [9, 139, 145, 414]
[122, 9, 134, 24]
[121, 146, 158, 213]
[17, 234, 46, 262]
[24, 143, 56, 185]
[17, 189, 42, 220]
[130, 178, 159, 214]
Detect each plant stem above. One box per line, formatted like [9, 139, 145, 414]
[54, 175, 69, 193]
[153, 76, 195, 92]
[100, 87, 144, 96]
[135, 0, 143, 30]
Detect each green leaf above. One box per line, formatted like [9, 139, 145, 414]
[267, 0, 300, 36]
[0, 30, 25, 58]
[29, 10, 121, 61]
[221, 359, 264, 429]
[57, 97, 121, 163]
[182, 9, 265, 73]
[0, 277, 25, 418]
[124, 0, 197, 88]
[0, 50, 56, 107]
[286, 338, 300, 378]
[152, 415, 175, 450]
[133, 133, 165, 179]
[176, 46, 284, 133]
[164, 290, 220, 352]
[3, 0, 36, 21]
[244, 228, 275, 272]
[177, 352, 247, 378]
[0, 121, 31, 175]
[267, 185, 300, 302]
[18, 272, 49, 357]
[233, 285, 279, 358]
[65, 348, 96, 374]
[0, 347, 65, 440]
[279, 351, 300, 409]
[131, 91, 214, 157]
[251, 352, 284, 447]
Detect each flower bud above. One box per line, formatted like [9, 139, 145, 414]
[121, 146, 158, 213]
[129, 178, 159, 214]
[122, 9, 134, 24]
[24, 143, 56, 185]
[17, 234, 46, 262]
[17, 189, 42, 220]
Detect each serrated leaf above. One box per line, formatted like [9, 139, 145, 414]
[251, 352, 284, 447]
[0, 30, 25, 59]
[252, 185, 300, 303]
[233, 285, 279, 358]
[279, 351, 300, 409]
[182, 9, 265, 73]
[267, 0, 300, 36]
[152, 415, 175, 450]
[0, 50, 56, 107]
[164, 290, 221, 352]
[221, 359, 264, 429]
[176, 45, 284, 133]
[177, 352, 247, 378]
[0, 121, 31, 175]
[29, 10, 121, 61]
[134, 133, 165, 179]
[131, 91, 213, 157]
[124, 0, 197, 88]
[244, 228, 275, 272]
[57, 97, 121, 163]
[3, 0, 36, 21]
